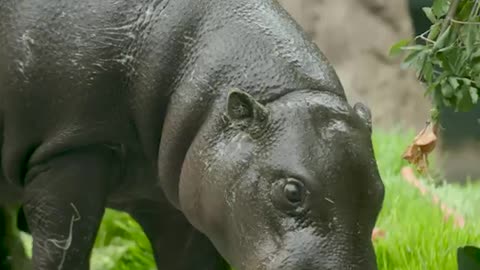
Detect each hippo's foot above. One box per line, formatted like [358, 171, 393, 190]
[129, 200, 230, 270]
[22, 145, 120, 270]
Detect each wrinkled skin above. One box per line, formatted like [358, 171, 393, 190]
[0, 0, 385, 269]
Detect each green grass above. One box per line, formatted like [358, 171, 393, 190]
[371, 129, 480, 270]
[20, 129, 480, 269]
[90, 211, 156, 270]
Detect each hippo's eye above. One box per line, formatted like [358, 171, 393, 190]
[284, 179, 305, 204]
[271, 178, 308, 215]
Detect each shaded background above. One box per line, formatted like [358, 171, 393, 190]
[279, 0, 480, 183]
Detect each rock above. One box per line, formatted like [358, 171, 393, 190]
[278, 0, 431, 130]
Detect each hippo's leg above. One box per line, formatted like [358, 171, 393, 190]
[22, 146, 119, 270]
[130, 201, 230, 270]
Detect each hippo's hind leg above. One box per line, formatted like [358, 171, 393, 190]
[22, 145, 121, 270]
[130, 200, 230, 270]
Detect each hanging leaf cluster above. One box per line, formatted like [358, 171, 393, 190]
[391, 0, 480, 122]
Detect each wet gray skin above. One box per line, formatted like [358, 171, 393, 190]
[180, 90, 384, 270]
[0, 0, 384, 269]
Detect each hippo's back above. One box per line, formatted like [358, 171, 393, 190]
[0, 0, 173, 186]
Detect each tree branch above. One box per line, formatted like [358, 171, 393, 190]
[451, 18, 480, 25]
[441, 0, 461, 34]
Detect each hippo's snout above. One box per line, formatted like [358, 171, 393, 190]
[263, 255, 378, 270]
[251, 236, 378, 270]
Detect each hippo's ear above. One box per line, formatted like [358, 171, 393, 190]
[226, 89, 268, 125]
[354, 102, 372, 131]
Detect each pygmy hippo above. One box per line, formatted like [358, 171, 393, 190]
[0, 0, 385, 269]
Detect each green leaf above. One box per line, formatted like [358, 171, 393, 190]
[453, 50, 470, 75]
[438, 46, 467, 75]
[389, 39, 412, 56]
[456, 1, 476, 21]
[460, 78, 472, 86]
[455, 86, 465, 109]
[432, 0, 450, 18]
[465, 25, 478, 57]
[423, 60, 434, 84]
[434, 25, 452, 51]
[470, 87, 479, 104]
[441, 80, 455, 97]
[426, 79, 441, 94]
[428, 23, 442, 40]
[432, 81, 446, 104]
[438, 51, 456, 73]
[447, 26, 459, 45]
[401, 49, 427, 69]
[471, 57, 480, 73]
[437, 43, 455, 53]
[423, 7, 437, 23]
[476, 75, 480, 87]
[443, 97, 453, 106]
[473, 49, 480, 58]
[430, 106, 440, 122]
[456, 84, 475, 112]
[448, 77, 460, 89]
[402, 45, 427, 51]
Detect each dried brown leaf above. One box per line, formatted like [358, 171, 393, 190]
[402, 122, 438, 173]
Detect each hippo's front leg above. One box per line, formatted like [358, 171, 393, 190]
[129, 201, 230, 270]
[22, 145, 120, 270]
